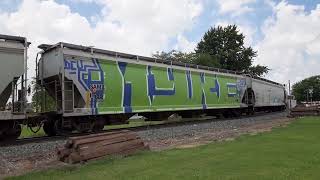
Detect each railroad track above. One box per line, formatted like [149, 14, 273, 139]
[0, 111, 288, 147]
[290, 106, 320, 117]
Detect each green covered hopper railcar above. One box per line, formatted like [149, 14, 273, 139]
[36, 42, 284, 134]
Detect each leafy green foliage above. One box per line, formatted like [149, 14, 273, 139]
[193, 53, 221, 68]
[154, 25, 269, 77]
[292, 75, 320, 102]
[153, 50, 220, 68]
[31, 79, 56, 112]
[196, 25, 251, 71]
[196, 25, 268, 76]
[247, 65, 270, 77]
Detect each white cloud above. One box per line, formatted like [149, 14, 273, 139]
[217, 0, 256, 16]
[306, 34, 320, 56]
[0, 0, 203, 91]
[94, 0, 203, 54]
[256, 2, 320, 84]
[238, 24, 257, 47]
[174, 34, 197, 52]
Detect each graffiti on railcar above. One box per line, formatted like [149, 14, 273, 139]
[64, 58, 244, 115]
[64, 59, 104, 114]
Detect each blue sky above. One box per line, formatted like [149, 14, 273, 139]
[56, 0, 103, 22]
[0, 0, 319, 84]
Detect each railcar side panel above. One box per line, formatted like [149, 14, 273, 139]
[63, 57, 245, 115]
[252, 79, 285, 107]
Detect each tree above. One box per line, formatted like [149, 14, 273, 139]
[153, 50, 221, 68]
[153, 50, 192, 63]
[193, 53, 221, 68]
[196, 25, 269, 77]
[247, 65, 270, 77]
[292, 75, 320, 102]
[31, 78, 56, 112]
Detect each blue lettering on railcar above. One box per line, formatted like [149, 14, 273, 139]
[118, 61, 132, 113]
[200, 72, 220, 109]
[200, 72, 207, 109]
[210, 76, 220, 98]
[186, 70, 193, 99]
[147, 65, 176, 104]
[227, 83, 237, 97]
[64, 59, 104, 115]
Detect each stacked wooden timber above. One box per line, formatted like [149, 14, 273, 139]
[290, 106, 320, 117]
[57, 130, 149, 164]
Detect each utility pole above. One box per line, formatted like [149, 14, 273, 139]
[288, 80, 291, 110]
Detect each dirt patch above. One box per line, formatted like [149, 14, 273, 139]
[0, 151, 65, 179]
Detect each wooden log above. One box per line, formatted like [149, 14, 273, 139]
[78, 139, 145, 161]
[58, 130, 149, 164]
[75, 134, 139, 151]
[78, 139, 145, 156]
[69, 141, 146, 163]
[65, 130, 131, 148]
[74, 144, 149, 163]
[72, 132, 138, 148]
[72, 132, 136, 145]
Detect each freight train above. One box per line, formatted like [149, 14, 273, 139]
[0, 34, 287, 141]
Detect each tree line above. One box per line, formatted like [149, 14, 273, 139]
[292, 75, 320, 102]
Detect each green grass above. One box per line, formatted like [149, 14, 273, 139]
[9, 116, 320, 180]
[19, 126, 46, 139]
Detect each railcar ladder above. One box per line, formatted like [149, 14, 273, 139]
[55, 79, 74, 113]
[55, 80, 62, 112]
[63, 81, 74, 113]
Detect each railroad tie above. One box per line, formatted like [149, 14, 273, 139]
[56, 130, 149, 164]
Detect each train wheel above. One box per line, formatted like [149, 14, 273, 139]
[246, 106, 255, 115]
[232, 110, 241, 117]
[0, 122, 9, 141]
[43, 121, 57, 136]
[54, 119, 71, 135]
[222, 112, 232, 118]
[6, 124, 22, 140]
[54, 120, 62, 134]
[13, 124, 21, 139]
[0, 134, 5, 141]
[71, 117, 91, 133]
[92, 119, 105, 132]
[92, 124, 104, 132]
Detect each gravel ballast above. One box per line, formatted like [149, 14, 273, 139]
[137, 112, 287, 141]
